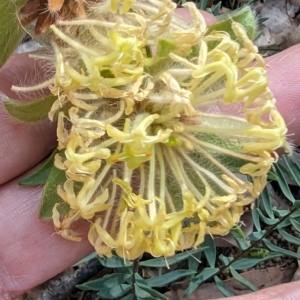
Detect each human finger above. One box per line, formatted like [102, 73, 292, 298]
[0, 177, 93, 299]
[0, 53, 56, 184]
[212, 280, 300, 300]
[266, 44, 300, 147]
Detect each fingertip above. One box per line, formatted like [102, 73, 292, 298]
[175, 7, 217, 26]
[266, 45, 300, 147]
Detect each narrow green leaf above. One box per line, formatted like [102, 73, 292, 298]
[230, 252, 281, 270]
[203, 234, 216, 268]
[273, 164, 295, 203]
[290, 218, 300, 231]
[257, 208, 279, 225]
[252, 208, 261, 231]
[273, 208, 290, 218]
[188, 248, 203, 274]
[77, 273, 132, 291]
[214, 276, 235, 297]
[99, 254, 133, 268]
[230, 224, 245, 239]
[97, 284, 131, 298]
[206, 6, 256, 43]
[263, 239, 300, 260]
[260, 188, 274, 218]
[140, 247, 207, 268]
[197, 0, 208, 10]
[146, 270, 195, 288]
[278, 228, 300, 246]
[73, 252, 98, 267]
[210, 1, 222, 16]
[0, 0, 27, 67]
[4, 94, 57, 123]
[283, 154, 300, 186]
[135, 282, 167, 300]
[247, 230, 266, 241]
[218, 254, 232, 266]
[122, 295, 134, 300]
[19, 148, 59, 186]
[183, 268, 219, 297]
[229, 267, 258, 292]
[267, 171, 278, 181]
[135, 283, 156, 300]
[39, 165, 69, 219]
[257, 17, 268, 25]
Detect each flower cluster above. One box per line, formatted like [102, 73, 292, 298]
[18, 0, 288, 259]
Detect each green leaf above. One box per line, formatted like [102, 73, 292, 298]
[263, 239, 300, 260]
[122, 295, 134, 300]
[140, 247, 207, 268]
[260, 188, 274, 218]
[197, 0, 208, 10]
[257, 208, 279, 225]
[206, 6, 256, 43]
[0, 0, 27, 67]
[267, 171, 278, 181]
[252, 207, 261, 231]
[214, 276, 235, 297]
[39, 165, 69, 219]
[230, 252, 281, 270]
[73, 252, 98, 267]
[19, 148, 59, 186]
[230, 224, 245, 239]
[273, 208, 290, 218]
[290, 218, 300, 231]
[183, 268, 219, 297]
[203, 234, 216, 268]
[210, 1, 222, 16]
[188, 248, 203, 274]
[3, 94, 57, 123]
[97, 284, 131, 299]
[134, 281, 167, 300]
[283, 154, 300, 186]
[146, 270, 195, 288]
[77, 273, 132, 291]
[277, 228, 300, 246]
[218, 254, 232, 266]
[247, 230, 266, 241]
[99, 254, 133, 268]
[229, 267, 258, 292]
[273, 163, 295, 203]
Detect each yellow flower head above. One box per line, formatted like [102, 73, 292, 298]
[16, 0, 289, 259]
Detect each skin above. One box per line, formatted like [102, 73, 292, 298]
[1, 9, 300, 300]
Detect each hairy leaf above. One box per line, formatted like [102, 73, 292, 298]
[4, 94, 57, 123]
[206, 6, 256, 43]
[39, 165, 69, 219]
[0, 0, 27, 67]
[19, 148, 59, 186]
